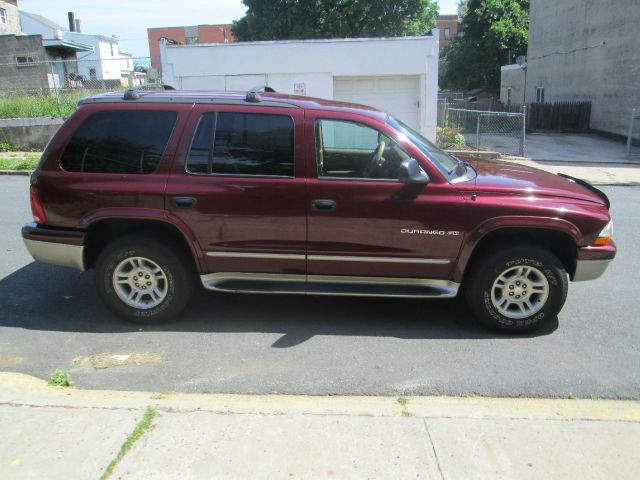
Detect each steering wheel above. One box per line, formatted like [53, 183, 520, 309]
[363, 136, 386, 178]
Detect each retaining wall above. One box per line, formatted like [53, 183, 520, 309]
[0, 117, 64, 149]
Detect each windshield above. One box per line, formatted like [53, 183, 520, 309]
[385, 116, 467, 180]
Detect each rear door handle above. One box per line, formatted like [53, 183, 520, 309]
[311, 199, 336, 211]
[171, 196, 197, 208]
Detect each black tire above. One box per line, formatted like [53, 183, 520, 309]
[95, 235, 194, 323]
[465, 245, 568, 333]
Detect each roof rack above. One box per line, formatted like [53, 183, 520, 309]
[123, 83, 176, 101]
[245, 85, 276, 103]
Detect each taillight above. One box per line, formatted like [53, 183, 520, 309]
[30, 185, 47, 224]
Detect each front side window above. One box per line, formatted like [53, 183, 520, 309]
[316, 119, 409, 181]
[60, 110, 177, 174]
[186, 112, 294, 177]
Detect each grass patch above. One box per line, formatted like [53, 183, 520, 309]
[47, 369, 73, 387]
[0, 156, 39, 171]
[0, 89, 118, 119]
[397, 396, 409, 407]
[101, 407, 157, 480]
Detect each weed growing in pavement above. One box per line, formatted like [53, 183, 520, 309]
[397, 396, 409, 407]
[47, 369, 73, 387]
[100, 407, 157, 480]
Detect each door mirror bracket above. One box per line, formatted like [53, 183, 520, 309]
[398, 158, 430, 185]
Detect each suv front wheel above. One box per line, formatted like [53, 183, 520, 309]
[95, 235, 194, 323]
[466, 245, 568, 333]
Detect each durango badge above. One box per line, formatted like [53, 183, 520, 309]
[401, 229, 460, 236]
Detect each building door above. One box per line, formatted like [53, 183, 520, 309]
[333, 76, 421, 132]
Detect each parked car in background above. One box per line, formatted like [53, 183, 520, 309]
[22, 88, 616, 333]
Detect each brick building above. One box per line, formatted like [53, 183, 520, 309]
[147, 24, 234, 71]
[435, 15, 461, 52]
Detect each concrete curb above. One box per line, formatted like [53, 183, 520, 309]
[0, 170, 31, 176]
[2, 372, 639, 421]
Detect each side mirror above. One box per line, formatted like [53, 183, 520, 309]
[398, 158, 430, 185]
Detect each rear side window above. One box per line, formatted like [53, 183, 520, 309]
[60, 111, 177, 174]
[186, 112, 294, 177]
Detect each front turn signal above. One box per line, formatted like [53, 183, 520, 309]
[594, 220, 613, 246]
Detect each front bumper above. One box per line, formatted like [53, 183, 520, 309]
[22, 223, 85, 271]
[572, 241, 616, 282]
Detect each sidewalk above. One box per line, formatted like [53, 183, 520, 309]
[1, 372, 639, 480]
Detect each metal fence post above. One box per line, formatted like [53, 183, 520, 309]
[476, 113, 481, 152]
[520, 104, 527, 156]
[627, 108, 635, 160]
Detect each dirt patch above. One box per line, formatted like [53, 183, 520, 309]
[73, 352, 163, 370]
[0, 350, 23, 365]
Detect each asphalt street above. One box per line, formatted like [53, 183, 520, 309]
[0, 176, 638, 398]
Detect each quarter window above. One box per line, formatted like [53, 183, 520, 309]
[186, 112, 294, 177]
[315, 119, 409, 180]
[60, 111, 177, 174]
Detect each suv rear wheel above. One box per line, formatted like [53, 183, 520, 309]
[95, 235, 194, 323]
[465, 245, 568, 333]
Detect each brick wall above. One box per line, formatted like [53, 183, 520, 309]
[436, 15, 461, 52]
[147, 24, 235, 70]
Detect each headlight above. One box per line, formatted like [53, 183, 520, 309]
[594, 220, 613, 246]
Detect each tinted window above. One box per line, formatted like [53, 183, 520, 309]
[60, 111, 177, 174]
[186, 112, 294, 177]
[316, 119, 409, 180]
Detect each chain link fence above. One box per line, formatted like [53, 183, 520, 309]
[438, 102, 526, 156]
[626, 108, 640, 160]
[0, 56, 153, 120]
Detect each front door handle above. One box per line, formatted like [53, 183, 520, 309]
[171, 196, 198, 208]
[311, 199, 336, 211]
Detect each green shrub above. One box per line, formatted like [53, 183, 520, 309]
[437, 126, 467, 147]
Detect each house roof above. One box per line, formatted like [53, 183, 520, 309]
[42, 38, 93, 52]
[21, 11, 65, 31]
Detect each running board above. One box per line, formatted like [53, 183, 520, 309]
[200, 273, 459, 299]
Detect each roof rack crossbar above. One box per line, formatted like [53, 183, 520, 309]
[123, 83, 177, 101]
[245, 85, 276, 103]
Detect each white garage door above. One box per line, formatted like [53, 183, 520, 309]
[333, 76, 420, 131]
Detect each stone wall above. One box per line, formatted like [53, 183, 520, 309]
[0, 117, 64, 150]
[0, 35, 49, 91]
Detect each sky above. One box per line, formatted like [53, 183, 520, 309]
[17, 0, 460, 60]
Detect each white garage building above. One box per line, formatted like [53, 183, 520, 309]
[158, 33, 440, 141]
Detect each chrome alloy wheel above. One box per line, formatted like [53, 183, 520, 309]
[112, 256, 168, 309]
[490, 266, 549, 319]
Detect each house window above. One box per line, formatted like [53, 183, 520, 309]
[0, 8, 7, 24]
[110, 43, 114, 56]
[507, 88, 512, 107]
[536, 87, 545, 103]
[15, 55, 39, 67]
[444, 28, 451, 40]
[89, 68, 97, 80]
[185, 36, 199, 45]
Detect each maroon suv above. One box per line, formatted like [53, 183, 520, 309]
[22, 89, 616, 333]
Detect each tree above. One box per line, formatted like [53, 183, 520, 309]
[440, 0, 529, 92]
[232, 0, 438, 41]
